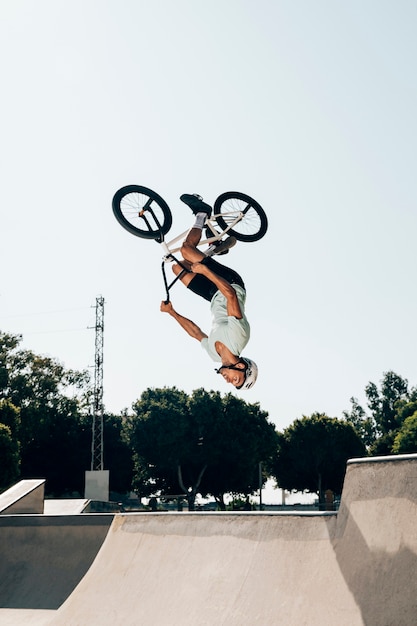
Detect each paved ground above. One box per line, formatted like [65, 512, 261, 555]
[1, 454, 417, 625]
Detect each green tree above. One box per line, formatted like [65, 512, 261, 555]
[1, 333, 90, 494]
[0, 424, 20, 490]
[0, 333, 21, 396]
[0, 331, 135, 497]
[395, 399, 417, 427]
[128, 386, 191, 501]
[366, 371, 410, 434]
[271, 413, 366, 505]
[128, 387, 277, 510]
[102, 413, 134, 496]
[343, 397, 375, 448]
[392, 411, 417, 454]
[343, 371, 416, 453]
[0, 399, 20, 439]
[192, 392, 278, 508]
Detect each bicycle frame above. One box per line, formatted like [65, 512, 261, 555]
[158, 210, 244, 303]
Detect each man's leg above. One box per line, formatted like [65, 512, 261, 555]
[172, 260, 217, 302]
[182, 229, 206, 262]
[179, 192, 236, 258]
[172, 259, 193, 287]
[173, 254, 244, 303]
[173, 193, 239, 296]
[171, 194, 212, 294]
[179, 194, 211, 264]
[171, 227, 205, 289]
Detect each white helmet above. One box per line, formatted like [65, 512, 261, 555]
[215, 358, 258, 390]
[236, 358, 258, 390]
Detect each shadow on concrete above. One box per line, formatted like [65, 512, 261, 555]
[332, 457, 417, 626]
[0, 514, 113, 610]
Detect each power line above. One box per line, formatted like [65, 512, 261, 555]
[0, 306, 91, 320]
[2, 328, 90, 336]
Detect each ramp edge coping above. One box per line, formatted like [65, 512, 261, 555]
[347, 452, 417, 465]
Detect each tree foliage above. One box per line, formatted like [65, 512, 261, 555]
[392, 410, 417, 454]
[0, 399, 20, 439]
[271, 413, 366, 502]
[365, 371, 410, 434]
[0, 423, 20, 490]
[0, 331, 132, 496]
[8, 328, 417, 507]
[102, 413, 134, 495]
[342, 397, 375, 449]
[128, 387, 278, 509]
[343, 371, 417, 455]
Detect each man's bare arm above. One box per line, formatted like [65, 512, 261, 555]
[191, 262, 242, 319]
[160, 301, 208, 341]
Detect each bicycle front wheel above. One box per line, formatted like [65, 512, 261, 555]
[112, 185, 172, 240]
[214, 192, 268, 242]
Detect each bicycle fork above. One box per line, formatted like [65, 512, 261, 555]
[158, 237, 190, 304]
[160, 256, 190, 304]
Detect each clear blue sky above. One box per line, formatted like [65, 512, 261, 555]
[1, 0, 416, 432]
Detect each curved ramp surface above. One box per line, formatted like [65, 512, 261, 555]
[2, 454, 417, 625]
[51, 511, 359, 626]
[50, 455, 417, 626]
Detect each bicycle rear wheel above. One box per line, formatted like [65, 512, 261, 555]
[112, 185, 172, 240]
[214, 192, 268, 242]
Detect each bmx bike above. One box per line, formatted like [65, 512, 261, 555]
[112, 185, 268, 302]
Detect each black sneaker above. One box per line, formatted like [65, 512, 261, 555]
[206, 236, 237, 256]
[180, 193, 212, 216]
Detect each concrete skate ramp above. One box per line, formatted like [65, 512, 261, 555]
[0, 479, 45, 514]
[48, 454, 417, 626]
[0, 514, 113, 611]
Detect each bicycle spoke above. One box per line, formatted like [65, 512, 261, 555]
[112, 185, 172, 240]
[214, 191, 268, 243]
[220, 205, 262, 236]
[119, 194, 164, 231]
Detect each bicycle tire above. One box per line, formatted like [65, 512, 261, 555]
[214, 192, 268, 242]
[112, 185, 172, 240]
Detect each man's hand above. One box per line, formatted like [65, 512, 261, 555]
[160, 300, 174, 314]
[160, 300, 207, 341]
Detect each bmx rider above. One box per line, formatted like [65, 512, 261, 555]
[160, 193, 258, 390]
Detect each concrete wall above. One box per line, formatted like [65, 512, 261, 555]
[0, 514, 113, 610]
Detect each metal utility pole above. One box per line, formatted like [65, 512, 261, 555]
[91, 295, 105, 471]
